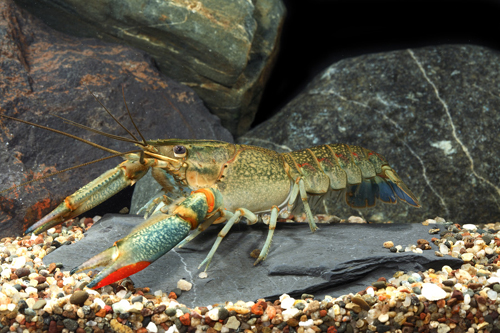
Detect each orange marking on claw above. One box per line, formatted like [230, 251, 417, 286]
[91, 261, 150, 289]
[194, 188, 215, 213]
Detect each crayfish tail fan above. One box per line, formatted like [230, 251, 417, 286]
[382, 166, 420, 207]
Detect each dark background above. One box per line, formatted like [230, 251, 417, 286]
[89, 0, 500, 216]
[255, 0, 500, 126]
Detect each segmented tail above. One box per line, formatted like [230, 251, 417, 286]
[283, 144, 420, 210]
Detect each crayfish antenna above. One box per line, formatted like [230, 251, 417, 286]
[122, 85, 148, 147]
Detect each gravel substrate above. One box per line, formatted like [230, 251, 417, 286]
[0, 217, 499, 333]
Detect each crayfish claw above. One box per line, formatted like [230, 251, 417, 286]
[70, 246, 117, 276]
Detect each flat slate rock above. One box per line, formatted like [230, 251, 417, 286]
[44, 214, 462, 307]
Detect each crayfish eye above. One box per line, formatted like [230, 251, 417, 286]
[173, 145, 187, 158]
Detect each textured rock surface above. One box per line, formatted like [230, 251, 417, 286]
[0, 0, 232, 237]
[44, 214, 462, 307]
[14, 0, 286, 136]
[239, 45, 500, 224]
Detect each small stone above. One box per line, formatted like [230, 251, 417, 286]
[225, 316, 240, 329]
[482, 291, 494, 303]
[462, 224, 477, 231]
[177, 279, 192, 291]
[131, 295, 144, 304]
[179, 313, 190, 326]
[371, 281, 386, 289]
[32, 300, 47, 310]
[113, 299, 132, 313]
[15, 267, 30, 278]
[351, 296, 370, 311]
[383, 241, 394, 249]
[63, 318, 79, 331]
[421, 283, 447, 301]
[146, 322, 158, 333]
[199, 272, 208, 279]
[347, 216, 365, 223]
[437, 323, 451, 333]
[218, 307, 229, 320]
[461, 253, 474, 261]
[251, 301, 265, 315]
[70, 290, 89, 305]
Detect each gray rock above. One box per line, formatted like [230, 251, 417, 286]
[44, 214, 461, 307]
[0, 0, 232, 237]
[13, 0, 286, 135]
[239, 45, 500, 223]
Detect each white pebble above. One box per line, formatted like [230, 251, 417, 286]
[464, 294, 471, 305]
[207, 308, 220, 321]
[165, 325, 177, 333]
[378, 313, 389, 323]
[132, 302, 144, 312]
[439, 244, 450, 255]
[116, 290, 127, 299]
[199, 272, 208, 279]
[3, 284, 19, 297]
[25, 287, 38, 295]
[1, 270, 10, 279]
[421, 283, 447, 301]
[280, 295, 295, 309]
[112, 299, 131, 313]
[94, 298, 105, 309]
[366, 287, 374, 296]
[299, 319, 313, 327]
[146, 321, 158, 332]
[11, 256, 26, 269]
[488, 290, 498, 301]
[461, 253, 474, 261]
[282, 308, 300, 321]
[462, 224, 477, 231]
[153, 290, 163, 297]
[437, 323, 451, 333]
[177, 279, 192, 291]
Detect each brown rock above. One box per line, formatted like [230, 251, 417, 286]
[47, 321, 57, 333]
[154, 304, 166, 314]
[476, 295, 487, 305]
[287, 318, 299, 327]
[34, 276, 46, 284]
[69, 290, 89, 305]
[62, 310, 77, 319]
[468, 283, 483, 290]
[14, 0, 286, 136]
[48, 263, 57, 274]
[0, 0, 232, 237]
[351, 296, 371, 311]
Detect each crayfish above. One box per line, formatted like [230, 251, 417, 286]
[0, 95, 420, 289]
